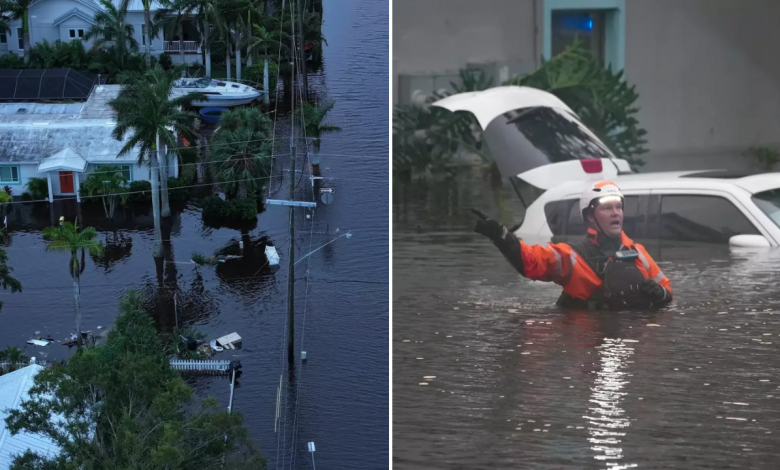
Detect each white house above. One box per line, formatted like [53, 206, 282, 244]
[0, 84, 178, 202]
[0, 361, 61, 469]
[0, 0, 202, 65]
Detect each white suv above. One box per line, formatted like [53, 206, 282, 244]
[432, 86, 780, 247]
[516, 170, 780, 246]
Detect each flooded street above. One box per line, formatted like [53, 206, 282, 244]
[0, 1, 387, 469]
[393, 171, 780, 469]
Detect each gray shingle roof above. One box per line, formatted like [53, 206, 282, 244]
[0, 121, 140, 164]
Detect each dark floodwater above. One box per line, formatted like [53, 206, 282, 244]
[0, 1, 388, 468]
[393, 170, 780, 469]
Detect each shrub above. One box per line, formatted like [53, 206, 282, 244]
[20, 192, 33, 201]
[201, 196, 258, 230]
[158, 52, 173, 70]
[126, 180, 152, 204]
[0, 54, 24, 69]
[167, 177, 191, 204]
[25, 177, 49, 201]
[3, 186, 12, 196]
[201, 195, 226, 219]
[226, 198, 257, 220]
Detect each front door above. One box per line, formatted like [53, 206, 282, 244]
[59, 171, 74, 193]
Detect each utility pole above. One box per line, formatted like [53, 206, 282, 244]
[298, 0, 308, 100]
[286, 18, 297, 364]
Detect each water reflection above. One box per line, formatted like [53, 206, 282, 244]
[586, 338, 636, 469]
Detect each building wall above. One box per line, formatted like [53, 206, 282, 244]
[0, 159, 175, 198]
[393, 0, 540, 104]
[624, 0, 780, 172]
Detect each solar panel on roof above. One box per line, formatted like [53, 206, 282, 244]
[0, 69, 98, 101]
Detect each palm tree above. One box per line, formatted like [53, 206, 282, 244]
[246, 22, 288, 104]
[43, 220, 103, 346]
[84, 0, 138, 69]
[177, 0, 218, 77]
[210, 108, 272, 200]
[155, 0, 192, 67]
[214, 0, 251, 80]
[81, 165, 129, 219]
[110, 66, 204, 258]
[302, 100, 341, 165]
[141, 0, 156, 68]
[0, 346, 28, 372]
[0, 4, 12, 37]
[4, 0, 34, 65]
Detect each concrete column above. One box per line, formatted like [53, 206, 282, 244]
[46, 172, 53, 203]
[74, 173, 80, 202]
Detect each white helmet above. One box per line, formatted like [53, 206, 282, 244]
[579, 181, 624, 221]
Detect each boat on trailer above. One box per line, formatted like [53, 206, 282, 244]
[172, 77, 264, 107]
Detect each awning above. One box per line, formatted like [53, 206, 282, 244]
[37, 148, 88, 173]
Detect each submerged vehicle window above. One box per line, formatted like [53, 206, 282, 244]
[499, 107, 615, 163]
[752, 189, 780, 228]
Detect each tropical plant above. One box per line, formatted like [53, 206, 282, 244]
[5, 290, 267, 469]
[25, 177, 48, 200]
[0, 346, 28, 371]
[176, 0, 219, 77]
[302, 99, 341, 151]
[3, 185, 11, 195]
[81, 165, 130, 219]
[109, 66, 205, 257]
[246, 23, 287, 103]
[29, 39, 91, 69]
[84, 0, 138, 69]
[3, 0, 34, 65]
[213, 0, 252, 80]
[0, 4, 12, 36]
[42, 220, 103, 346]
[210, 108, 272, 200]
[745, 146, 780, 172]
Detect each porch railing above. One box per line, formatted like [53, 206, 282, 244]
[164, 41, 200, 53]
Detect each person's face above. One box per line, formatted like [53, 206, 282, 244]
[588, 198, 623, 238]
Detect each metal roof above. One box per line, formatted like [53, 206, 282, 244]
[0, 364, 61, 468]
[0, 103, 84, 116]
[0, 69, 98, 102]
[0, 120, 140, 164]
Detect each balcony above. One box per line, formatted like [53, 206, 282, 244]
[164, 41, 200, 53]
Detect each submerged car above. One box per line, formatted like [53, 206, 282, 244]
[433, 86, 780, 247]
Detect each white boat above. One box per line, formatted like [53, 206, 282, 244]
[172, 77, 264, 107]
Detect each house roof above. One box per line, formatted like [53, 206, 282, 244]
[111, 0, 166, 12]
[0, 120, 140, 164]
[0, 85, 119, 123]
[52, 7, 97, 27]
[0, 103, 85, 116]
[0, 364, 61, 468]
[37, 148, 89, 172]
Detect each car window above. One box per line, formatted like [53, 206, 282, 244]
[563, 196, 640, 238]
[544, 200, 573, 236]
[752, 189, 780, 230]
[660, 195, 759, 243]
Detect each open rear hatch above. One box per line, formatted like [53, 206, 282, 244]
[433, 86, 632, 208]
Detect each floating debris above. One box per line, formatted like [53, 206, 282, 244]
[622, 339, 639, 343]
[521, 352, 530, 355]
[725, 417, 747, 421]
[423, 376, 436, 379]
[416, 357, 424, 360]
[647, 324, 660, 327]
[419, 383, 428, 386]
[402, 340, 410, 343]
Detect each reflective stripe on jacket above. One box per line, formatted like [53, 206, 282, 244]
[517, 228, 673, 301]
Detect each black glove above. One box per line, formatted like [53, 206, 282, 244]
[642, 278, 667, 303]
[471, 208, 524, 275]
[471, 208, 507, 242]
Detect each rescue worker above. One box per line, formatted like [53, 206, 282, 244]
[473, 181, 672, 310]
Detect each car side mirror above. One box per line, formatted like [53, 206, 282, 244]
[729, 234, 771, 248]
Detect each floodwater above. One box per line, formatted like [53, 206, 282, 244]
[0, 0, 388, 469]
[393, 171, 780, 469]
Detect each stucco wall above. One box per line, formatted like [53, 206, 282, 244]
[624, 0, 780, 172]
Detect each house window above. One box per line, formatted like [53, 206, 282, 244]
[69, 29, 85, 39]
[552, 11, 606, 64]
[17, 28, 23, 50]
[0, 33, 6, 44]
[0, 166, 20, 184]
[544, 0, 625, 72]
[104, 165, 132, 182]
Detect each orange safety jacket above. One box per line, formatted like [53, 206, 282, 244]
[517, 228, 672, 305]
